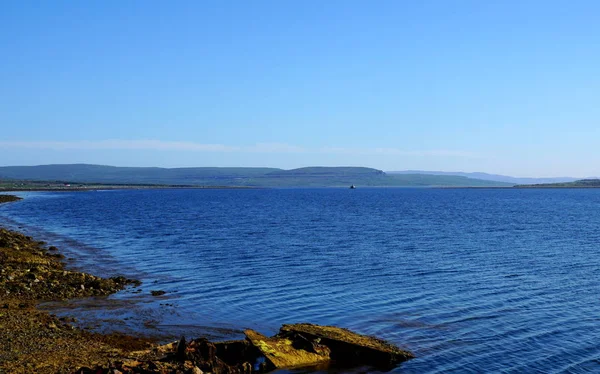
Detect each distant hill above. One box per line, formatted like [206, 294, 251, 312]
[515, 179, 600, 188]
[0, 164, 280, 186]
[388, 170, 578, 185]
[0, 164, 513, 187]
[386, 174, 512, 187]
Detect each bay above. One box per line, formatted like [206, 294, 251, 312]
[2, 188, 600, 373]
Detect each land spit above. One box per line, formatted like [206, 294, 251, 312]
[0, 195, 413, 373]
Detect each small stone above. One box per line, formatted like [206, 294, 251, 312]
[241, 362, 252, 373]
[151, 290, 166, 296]
[80, 284, 85, 290]
[191, 367, 203, 374]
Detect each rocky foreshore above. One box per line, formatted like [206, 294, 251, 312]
[0, 195, 414, 373]
[0, 220, 151, 373]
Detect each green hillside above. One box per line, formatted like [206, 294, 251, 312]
[387, 174, 513, 187]
[0, 164, 280, 186]
[515, 179, 600, 188]
[0, 164, 514, 187]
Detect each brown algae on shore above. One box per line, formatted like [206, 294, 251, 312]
[0, 195, 414, 373]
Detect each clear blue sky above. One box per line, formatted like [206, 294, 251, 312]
[1, 1, 599, 177]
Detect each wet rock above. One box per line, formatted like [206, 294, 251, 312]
[184, 339, 222, 372]
[245, 329, 330, 370]
[278, 323, 414, 369]
[151, 290, 166, 296]
[154, 337, 259, 374]
[176, 336, 187, 360]
[214, 339, 258, 367]
[0, 226, 143, 301]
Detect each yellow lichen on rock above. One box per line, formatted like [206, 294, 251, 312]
[244, 329, 330, 369]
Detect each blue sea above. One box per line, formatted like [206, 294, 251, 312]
[2, 188, 600, 373]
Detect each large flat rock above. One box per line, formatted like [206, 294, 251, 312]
[279, 323, 414, 368]
[244, 329, 330, 370]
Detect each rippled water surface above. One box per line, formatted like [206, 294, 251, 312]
[3, 188, 600, 373]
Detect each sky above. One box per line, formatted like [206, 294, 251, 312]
[1, 1, 599, 177]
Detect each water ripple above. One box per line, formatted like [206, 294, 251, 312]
[3, 188, 600, 372]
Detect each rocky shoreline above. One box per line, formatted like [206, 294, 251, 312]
[0, 195, 414, 373]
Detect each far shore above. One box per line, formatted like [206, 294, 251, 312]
[0, 185, 259, 192]
[6, 185, 600, 195]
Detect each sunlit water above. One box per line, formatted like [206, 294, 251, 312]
[2, 188, 600, 373]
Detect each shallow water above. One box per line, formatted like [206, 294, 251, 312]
[2, 188, 600, 373]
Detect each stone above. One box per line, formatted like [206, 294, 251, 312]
[278, 323, 414, 368]
[175, 336, 186, 360]
[244, 329, 330, 370]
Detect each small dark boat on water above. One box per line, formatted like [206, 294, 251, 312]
[350, 184, 356, 189]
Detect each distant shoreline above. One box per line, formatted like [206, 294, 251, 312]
[513, 186, 600, 189]
[0, 164, 514, 188]
[0, 185, 258, 192]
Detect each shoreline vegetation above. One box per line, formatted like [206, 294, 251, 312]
[513, 179, 600, 188]
[0, 181, 256, 192]
[0, 195, 413, 373]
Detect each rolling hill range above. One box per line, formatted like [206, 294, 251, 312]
[0, 164, 514, 187]
[514, 179, 600, 188]
[388, 170, 578, 185]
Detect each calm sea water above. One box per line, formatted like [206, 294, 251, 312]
[2, 188, 600, 373]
